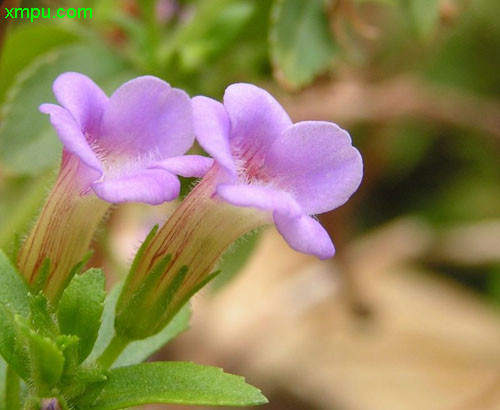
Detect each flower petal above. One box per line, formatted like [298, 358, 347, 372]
[91, 168, 180, 205]
[100, 76, 194, 157]
[223, 83, 292, 155]
[152, 155, 214, 178]
[216, 183, 302, 218]
[52, 72, 108, 135]
[192, 96, 236, 177]
[274, 213, 335, 260]
[39, 104, 103, 177]
[265, 121, 363, 215]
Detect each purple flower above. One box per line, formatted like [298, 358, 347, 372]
[192, 83, 363, 259]
[40, 72, 212, 205]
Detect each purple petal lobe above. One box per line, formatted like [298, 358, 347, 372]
[52, 72, 108, 135]
[223, 83, 292, 154]
[153, 155, 214, 178]
[100, 76, 194, 157]
[216, 183, 302, 218]
[192, 96, 236, 177]
[265, 121, 363, 215]
[91, 168, 180, 205]
[39, 104, 103, 177]
[274, 213, 335, 260]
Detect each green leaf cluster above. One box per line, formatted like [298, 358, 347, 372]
[0, 252, 267, 408]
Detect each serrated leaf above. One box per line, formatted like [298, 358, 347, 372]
[0, 43, 134, 176]
[28, 293, 58, 338]
[0, 305, 30, 380]
[270, 0, 338, 89]
[86, 284, 191, 367]
[17, 318, 64, 393]
[56, 335, 80, 378]
[0, 250, 29, 316]
[73, 362, 268, 409]
[58, 269, 106, 363]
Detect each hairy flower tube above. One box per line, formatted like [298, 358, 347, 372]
[113, 83, 362, 341]
[18, 72, 211, 302]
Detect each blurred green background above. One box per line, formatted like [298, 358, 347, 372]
[0, 0, 499, 409]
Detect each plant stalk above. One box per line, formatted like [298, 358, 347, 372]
[5, 365, 20, 410]
[96, 334, 130, 369]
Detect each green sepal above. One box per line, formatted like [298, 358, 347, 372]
[87, 284, 191, 368]
[58, 268, 106, 363]
[158, 270, 221, 334]
[28, 293, 58, 338]
[53, 250, 94, 306]
[0, 250, 29, 316]
[70, 362, 268, 410]
[31, 258, 51, 295]
[155, 265, 189, 319]
[115, 254, 174, 339]
[126, 225, 159, 281]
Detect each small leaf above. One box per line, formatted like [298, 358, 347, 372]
[17, 319, 64, 394]
[86, 284, 191, 367]
[73, 362, 268, 409]
[28, 293, 58, 338]
[56, 335, 80, 378]
[270, 0, 338, 89]
[0, 304, 30, 380]
[58, 269, 106, 363]
[0, 250, 29, 315]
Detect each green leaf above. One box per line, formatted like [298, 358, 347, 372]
[270, 0, 338, 89]
[0, 24, 80, 103]
[403, 0, 440, 40]
[28, 293, 58, 338]
[0, 251, 29, 316]
[74, 362, 268, 409]
[56, 335, 80, 378]
[17, 319, 64, 394]
[0, 305, 30, 380]
[0, 43, 134, 176]
[86, 284, 191, 367]
[58, 269, 106, 363]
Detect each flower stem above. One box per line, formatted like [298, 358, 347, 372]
[97, 334, 130, 369]
[5, 365, 20, 410]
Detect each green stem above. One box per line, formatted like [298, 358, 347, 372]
[5, 365, 20, 410]
[97, 334, 130, 369]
